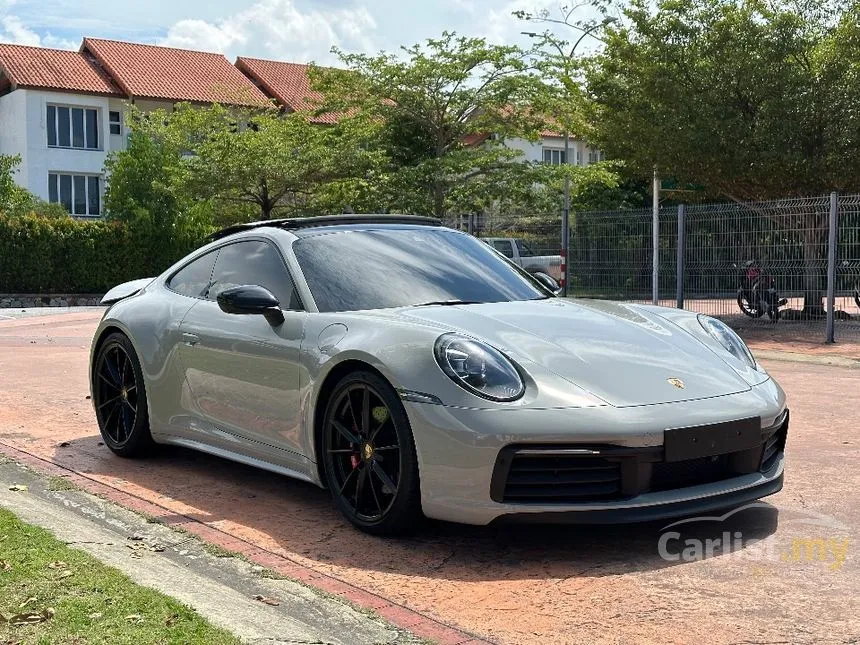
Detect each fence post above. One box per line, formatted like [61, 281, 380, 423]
[652, 169, 660, 305]
[676, 204, 685, 309]
[467, 213, 474, 236]
[825, 192, 838, 343]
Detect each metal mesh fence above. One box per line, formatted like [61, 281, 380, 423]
[566, 193, 860, 341]
[446, 192, 860, 342]
[567, 207, 678, 303]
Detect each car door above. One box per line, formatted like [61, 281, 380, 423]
[178, 238, 307, 458]
[491, 239, 517, 263]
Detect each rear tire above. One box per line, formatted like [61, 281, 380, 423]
[737, 289, 765, 318]
[92, 332, 154, 457]
[321, 370, 422, 535]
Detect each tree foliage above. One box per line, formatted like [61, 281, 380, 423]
[585, 0, 860, 200]
[311, 32, 557, 218]
[0, 154, 69, 219]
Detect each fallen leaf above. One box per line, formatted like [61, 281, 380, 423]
[127, 534, 145, 542]
[164, 612, 178, 626]
[47, 561, 67, 569]
[8, 485, 27, 492]
[125, 614, 143, 623]
[9, 608, 53, 626]
[18, 597, 37, 609]
[0, 560, 11, 571]
[58, 441, 71, 448]
[88, 612, 103, 620]
[85, 395, 92, 400]
[252, 594, 280, 606]
[150, 544, 165, 553]
[57, 570, 74, 579]
[97, 442, 104, 446]
[0, 613, 6, 624]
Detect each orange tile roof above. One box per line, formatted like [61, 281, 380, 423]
[235, 57, 338, 123]
[81, 38, 270, 106]
[0, 43, 122, 96]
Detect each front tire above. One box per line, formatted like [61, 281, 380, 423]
[93, 332, 154, 457]
[321, 371, 422, 535]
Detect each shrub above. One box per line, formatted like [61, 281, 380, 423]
[0, 212, 210, 294]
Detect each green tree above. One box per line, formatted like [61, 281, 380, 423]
[104, 118, 203, 230]
[586, 0, 860, 312]
[162, 103, 384, 220]
[0, 154, 68, 218]
[311, 32, 552, 218]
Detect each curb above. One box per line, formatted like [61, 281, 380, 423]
[0, 440, 491, 645]
[753, 348, 860, 369]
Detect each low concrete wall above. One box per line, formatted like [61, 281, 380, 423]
[0, 294, 102, 308]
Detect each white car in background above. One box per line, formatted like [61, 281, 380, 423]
[482, 237, 563, 282]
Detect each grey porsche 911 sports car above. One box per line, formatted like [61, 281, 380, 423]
[90, 215, 787, 534]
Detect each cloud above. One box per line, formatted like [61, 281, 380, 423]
[0, 11, 78, 48]
[160, 0, 377, 63]
[1, 14, 40, 45]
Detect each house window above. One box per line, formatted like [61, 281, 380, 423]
[46, 105, 99, 150]
[588, 149, 605, 164]
[542, 148, 566, 165]
[109, 111, 122, 135]
[48, 173, 100, 216]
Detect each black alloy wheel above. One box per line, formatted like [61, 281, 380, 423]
[322, 371, 421, 535]
[93, 333, 154, 456]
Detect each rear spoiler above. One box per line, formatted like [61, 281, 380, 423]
[100, 278, 155, 305]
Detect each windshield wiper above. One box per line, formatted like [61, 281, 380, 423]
[411, 299, 483, 307]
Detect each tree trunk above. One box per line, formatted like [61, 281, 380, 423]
[259, 178, 272, 220]
[433, 184, 445, 220]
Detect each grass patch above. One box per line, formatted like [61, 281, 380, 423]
[0, 508, 239, 644]
[201, 543, 236, 559]
[46, 476, 78, 492]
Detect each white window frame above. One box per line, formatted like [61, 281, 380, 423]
[46, 104, 100, 150]
[542, 148, 567, 165]
[47, 172, 102, 217]
[109, 110, 122, 136]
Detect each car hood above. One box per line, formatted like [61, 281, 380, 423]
[399, 298, 751, 407]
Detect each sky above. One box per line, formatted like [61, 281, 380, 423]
[0, 0, 601, 64]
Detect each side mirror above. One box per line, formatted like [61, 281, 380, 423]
[216, 285, 285, 325]
[532, 271, 561, 295]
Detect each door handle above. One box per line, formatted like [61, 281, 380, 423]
[182, 332, 200, 347]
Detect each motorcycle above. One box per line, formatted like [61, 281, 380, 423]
[736, 260, 787, 322]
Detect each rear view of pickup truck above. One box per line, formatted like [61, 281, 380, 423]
[482, 237, 563, 283]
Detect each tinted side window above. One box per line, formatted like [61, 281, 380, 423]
[492, 240, 514, 258]
[167, 250, 217, 298]
[209, 240, 301, 310]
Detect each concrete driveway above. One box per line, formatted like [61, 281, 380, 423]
[0, 309, 857, 644]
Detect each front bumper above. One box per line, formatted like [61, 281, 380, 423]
[406, 380, 787, 526]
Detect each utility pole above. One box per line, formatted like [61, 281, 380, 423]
[561, 132, 570, 296]
[652, 167, 660, 306]
[521, 17, 617, 300]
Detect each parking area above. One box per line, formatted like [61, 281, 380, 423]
[0, 309, 858, 644]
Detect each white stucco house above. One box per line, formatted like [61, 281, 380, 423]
[504, 132, 604, 167]
[0, 39, 268, 218]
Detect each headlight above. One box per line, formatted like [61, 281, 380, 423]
[698, 315, 756, 369]
[434, 334, 525, 402]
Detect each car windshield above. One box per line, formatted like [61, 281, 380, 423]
[293, 227, 548, 312]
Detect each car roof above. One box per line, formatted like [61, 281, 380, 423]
[205, 214, 443, 242]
